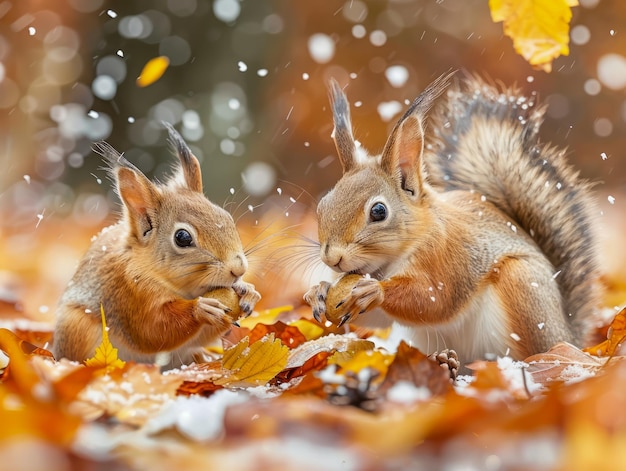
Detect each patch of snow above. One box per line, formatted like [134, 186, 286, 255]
[144, 390, 248, 441]
[386, 381, 431, 404]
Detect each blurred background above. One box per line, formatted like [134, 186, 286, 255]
[0, 0, 624, 319]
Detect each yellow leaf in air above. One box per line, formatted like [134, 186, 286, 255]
[489, 0, 578, 72]
[136, 56, 170, 87]
[84, 305, 126, 370]
[217, 334, 288, 386]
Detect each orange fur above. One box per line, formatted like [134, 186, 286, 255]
[304, 73, 602, 364]
[53, 123, 260, 369]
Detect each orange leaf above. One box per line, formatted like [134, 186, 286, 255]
[248, 321, 307, 349]
[0, 328, 40, 393]
[84, 305, 126, 371]
[136, 55, 170, 87]
[177, 380, 224, 397]
[584, 307, 626, 357]
[377, 342, 452, 398]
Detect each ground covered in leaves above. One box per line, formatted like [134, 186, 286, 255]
[1, 216, 626, 471]
[2, 286, 626, 471]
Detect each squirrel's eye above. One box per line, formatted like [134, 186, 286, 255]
[174, 229, 194, 247]
[369, 202, 387, 222]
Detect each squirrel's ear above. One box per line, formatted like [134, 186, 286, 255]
[380, 71, 454, 197]
[162, 122, 203, 193]
[117, 167, 159, 240]
[380, 115, 425, 198]
[328, 79, 357, 173]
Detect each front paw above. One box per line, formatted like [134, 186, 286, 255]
[303, 281, 331, 323]
[196, 297, 232, 332]
[334, 277, 384, 327]
[232, 281, 261, 316]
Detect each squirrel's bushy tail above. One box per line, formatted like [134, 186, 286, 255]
[426, 76, 600, 339]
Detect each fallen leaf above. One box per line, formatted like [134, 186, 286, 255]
[248, 321, 307, 349]
[377, 341, 451, 398]
[72, 363, 181, 425]
[136, 55, 170, 87]
[217, 334, 289, 387]
[84, 305, 126, 371]
[177, 380, 224, 397]
[489, 0, 578, 72]
[329, 349, 393, 378]
[525, 342, 609, 384]
[274, 351, 332, 384]
[237, 305, 293, 329]
[584, 307, 626, 357]
[288, 319, 325, 341]
[286, 335, 375, 369]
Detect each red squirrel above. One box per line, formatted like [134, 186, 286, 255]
[53, 123, 260, 368]
[305, 73, 601, 365]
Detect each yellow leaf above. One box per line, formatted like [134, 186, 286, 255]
[288, 319, 325, 341]
[330, 349, 394, 377]
[218, 334, 288, 386]
[489, 0, 578, 72]
[136, 56, 170, 87]
[84, 305, 126, 370]
[237, 305, 293, 329]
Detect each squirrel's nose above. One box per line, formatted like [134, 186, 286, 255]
[229, 253, 248, 278]
[321, 243, 344, 270]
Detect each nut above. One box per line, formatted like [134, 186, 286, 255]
[204, 287, 241, 320]
[325, 274, 362, 325]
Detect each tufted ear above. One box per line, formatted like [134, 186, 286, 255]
[328, 79, 357, 173]
[380, 71, 454, 198]
[116, 167, 160, 242]
[162, 122, 203, 193]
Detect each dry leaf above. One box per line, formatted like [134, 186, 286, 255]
[177, 380, 224, 397]
[377, 341, 451, 398]
[489, 0, 577, 72]
[248, 321, 307, 349]
[136, 55, 170, 87]
[288, 319, 325, 341]
[217, 334, 289, 387]
[525, 342, 609, 384]
[329, 349, 393, 377]
[286, 335, 375, 369]
[237, 305, 294, 329]
[72, 363, 181, 425]
[274, 351, 332, 385]
[84, 305, 126, 371]
[584, 307, 626, 357]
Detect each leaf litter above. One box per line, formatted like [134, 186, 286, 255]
[1, 299, 626, 470]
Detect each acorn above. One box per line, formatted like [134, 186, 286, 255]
[325, 274, 363, 326]
[203, 287, 242, 320]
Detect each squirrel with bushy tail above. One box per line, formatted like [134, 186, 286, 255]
[305, 71, 602, 367]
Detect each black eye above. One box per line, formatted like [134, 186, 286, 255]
[369, 202, 387, 222]
[174, 229, 194, 247]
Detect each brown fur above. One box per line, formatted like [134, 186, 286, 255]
[53, 123, 260, 369]
[304, 74, 601, 364]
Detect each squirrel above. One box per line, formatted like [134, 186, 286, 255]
[304, 72, 601, 365]
[52, 123, 260, 369]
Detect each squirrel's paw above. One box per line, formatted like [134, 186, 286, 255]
[196, 297, 233, 330]
[335, 277, 384, 327]
[232, 281, 261, 316]
[303, 281, 332, 323]
[428, 349, 459, 381]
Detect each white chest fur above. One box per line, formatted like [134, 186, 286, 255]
[389, 286, 511, 363]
